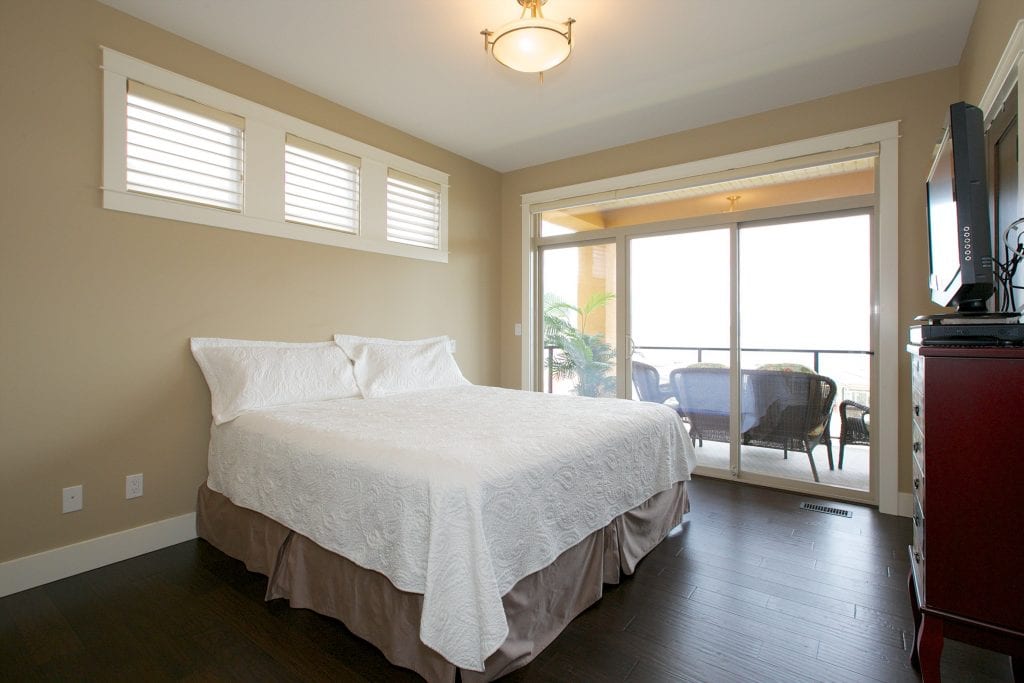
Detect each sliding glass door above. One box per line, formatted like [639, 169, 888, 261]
[539, 241, 617, 397]
[533, 157, 877, 501]
[629, 228, 732, 474]
[737, 213, 872, 489]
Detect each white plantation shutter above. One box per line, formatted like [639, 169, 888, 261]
[125, 81, 244, 211]
[386, 170, 441, 249]
[285, 135, 360, 233]
[105, 50, 448, 261]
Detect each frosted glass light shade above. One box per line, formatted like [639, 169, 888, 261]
[490, 17, 572, 73]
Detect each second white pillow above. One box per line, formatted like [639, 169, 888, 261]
[335, 334, 469, 398]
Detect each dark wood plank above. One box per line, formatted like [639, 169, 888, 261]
[2, 587, 83, 666]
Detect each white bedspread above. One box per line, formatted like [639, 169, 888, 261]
[206, 385, 696, 671]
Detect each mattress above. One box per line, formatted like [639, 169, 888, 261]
[206, 384, 696, 670]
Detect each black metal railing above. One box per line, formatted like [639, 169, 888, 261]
[544, 344, 872, 393]
[632, 345, 873, 374]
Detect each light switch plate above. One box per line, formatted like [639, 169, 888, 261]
[62, 485, 83, 513]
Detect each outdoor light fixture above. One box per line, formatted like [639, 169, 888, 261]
[481, 0, 575, 74]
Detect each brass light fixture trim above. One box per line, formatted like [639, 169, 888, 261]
[481, 0, 576, 74]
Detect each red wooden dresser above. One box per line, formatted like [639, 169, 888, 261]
[907, 343, 1024, 681]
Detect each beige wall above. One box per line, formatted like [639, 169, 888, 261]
[959, 0, 1024, 105]
[0, 1, 502, 563]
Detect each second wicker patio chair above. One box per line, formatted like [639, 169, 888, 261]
[838, 400, 870, 469]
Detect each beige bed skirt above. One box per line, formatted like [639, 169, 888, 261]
[196, 481, 689, 682]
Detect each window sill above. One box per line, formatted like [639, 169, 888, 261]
[102, 189, 449, 263]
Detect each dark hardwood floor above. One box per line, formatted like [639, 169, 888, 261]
[1, 477, 1014, 682]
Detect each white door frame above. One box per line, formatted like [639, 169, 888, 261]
[521, 122, 901, 514]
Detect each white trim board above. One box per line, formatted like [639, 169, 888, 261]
[978, 19, 1024, 121]
[520, 123, 898, 208]
[0, 513, 197, 598]
[978, 20, 1024, 242]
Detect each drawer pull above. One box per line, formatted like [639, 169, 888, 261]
[913, 550, 922, 563]
[913, 478, 921, 490]
[913, 513, 922, 528]
[914, 404, 921, 417]
[913, 441, 922, 453]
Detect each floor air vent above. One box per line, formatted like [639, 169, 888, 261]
[799, 502, 851, 517]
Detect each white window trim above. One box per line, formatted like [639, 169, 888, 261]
[519, 121, 901, 515]
[101, 47, 449, 263]
[979, 20, 1024, 253]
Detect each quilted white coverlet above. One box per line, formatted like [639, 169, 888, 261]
[206, 385, 696, 671]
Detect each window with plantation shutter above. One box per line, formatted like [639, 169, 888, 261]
[126, 81, 244, 211]
[285, 135, 359, 233]
[386, 171, 441, 249]
[103, 49, 448, 262]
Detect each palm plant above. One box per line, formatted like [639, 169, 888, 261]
[543, 291, 616, 397]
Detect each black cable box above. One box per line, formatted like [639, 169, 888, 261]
[910, 322, 1024, 346]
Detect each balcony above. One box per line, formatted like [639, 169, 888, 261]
[544, 343, 871, 492]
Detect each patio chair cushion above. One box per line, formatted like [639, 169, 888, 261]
[757, 363, 814, 374]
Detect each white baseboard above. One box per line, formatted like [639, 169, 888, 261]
[0, 512, 197, 598]
[0, 491, 918, 598]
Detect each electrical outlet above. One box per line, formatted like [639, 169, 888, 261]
[125, 473, 143, 499]
[62, 485, 83, 513]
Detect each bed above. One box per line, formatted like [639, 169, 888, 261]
[191, 335, 697, 681]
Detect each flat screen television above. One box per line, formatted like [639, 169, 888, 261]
[925, 101, 994, 315]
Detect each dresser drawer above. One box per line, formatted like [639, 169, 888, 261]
[911, 419, 925, 474]
[911, 391, 924, 430]
[917, 491, 925, 561]
[912, 448, 925, 509]
[911, 353, 925, 392]
[911, 492, 926, 593]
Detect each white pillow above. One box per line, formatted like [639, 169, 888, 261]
[190, 338, 360, 424]
[334, 334, 469, 398]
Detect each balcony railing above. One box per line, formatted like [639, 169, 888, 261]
[544, 344, 872, 394]
[632, 345, 873, 373]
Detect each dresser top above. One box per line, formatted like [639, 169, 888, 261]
[907, 343, 1024, 359]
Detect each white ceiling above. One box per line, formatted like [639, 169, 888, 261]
[98, 0, 979, 172]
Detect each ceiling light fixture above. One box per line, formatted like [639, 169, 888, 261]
[481, 0, 575, 74]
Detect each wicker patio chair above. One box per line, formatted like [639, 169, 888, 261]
[838, 400, 870, 469]
[668, 366, 733, 446]
[633, 360, 689, 426]
[631, 361, 674, 404]
[755, 363, 814, 460]
[743, 369, 837, 482]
